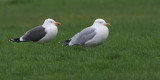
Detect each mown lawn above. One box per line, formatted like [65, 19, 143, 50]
[0, 0, 160, 80]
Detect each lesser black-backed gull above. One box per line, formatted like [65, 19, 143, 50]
[10, 18, 61, 45]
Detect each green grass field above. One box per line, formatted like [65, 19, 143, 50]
[0, 0, 160, 80]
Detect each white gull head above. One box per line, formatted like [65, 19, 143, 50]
[92, 19, 111, 27]
[43, 18, 61, 26]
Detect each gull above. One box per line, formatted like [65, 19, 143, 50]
[10, 18, 61, 46]
[59, 19, 110, 47]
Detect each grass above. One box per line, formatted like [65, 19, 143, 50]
[0, 0, 160, 80]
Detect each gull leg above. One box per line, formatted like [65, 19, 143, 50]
[42, 43, 45, 47]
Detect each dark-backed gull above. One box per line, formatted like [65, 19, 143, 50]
[10, 18, 61, 45]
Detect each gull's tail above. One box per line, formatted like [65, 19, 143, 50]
[9, 38, 24, 42]
[59, 39, 71, 46]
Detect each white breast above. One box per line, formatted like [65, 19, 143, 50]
[94, 26, 109, 43]
[37, 25, 58, 44]
[85, 26, 109, 46]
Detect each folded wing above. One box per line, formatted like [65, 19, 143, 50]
[70, 27, 96, 45]
[22, 26, 46, 42]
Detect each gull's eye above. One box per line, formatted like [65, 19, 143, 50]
[50, 21, 53, 23]
[99, 22, 102, 23]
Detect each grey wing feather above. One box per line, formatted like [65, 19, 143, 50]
[70, 27, 96, 45]
[22, 26, 46, 42]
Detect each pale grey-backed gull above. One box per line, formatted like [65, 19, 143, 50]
[59, 19, 110, 47]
